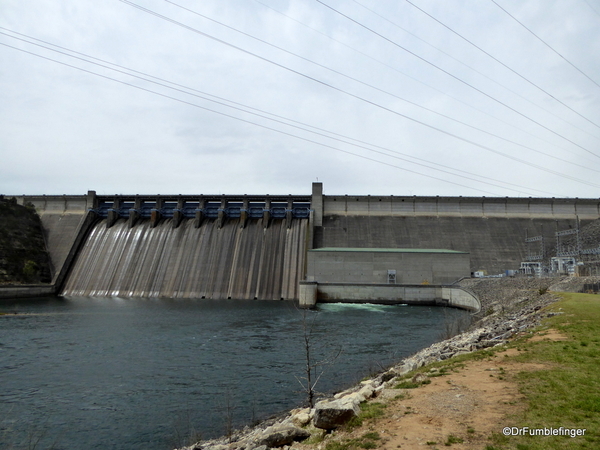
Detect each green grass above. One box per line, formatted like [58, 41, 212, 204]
[394, 378, 431, 389]
[303, 431, 326, 446]
[427, 367, 449, 377]
[393, 380, 421, 389]
[444, 434, 464, 445]
[494, 293, 600, 449]
[325, 441, 352, 450]
[324, 431, 382, 450]
[361, 432, 381, 441]
[345, 402, 387, 430]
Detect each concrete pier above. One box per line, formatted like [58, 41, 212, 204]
[299, 281, 318, 308]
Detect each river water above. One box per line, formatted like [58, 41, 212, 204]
[0, 297, 467, 450]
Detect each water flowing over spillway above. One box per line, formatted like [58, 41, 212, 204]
[61, 217, 308, 299]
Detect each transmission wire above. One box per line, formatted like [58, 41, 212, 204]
[402, 0, 600, 130]
[349, 0, 600, 143]
[315, 0, 600, 160]
[490, 0, 600, 89]
[0, 41, 508, 196]
[252, 0, 600, 162]
[115, 1, 600, 185]
[152, 2, 596, 173]
[0, 32, 563, 194]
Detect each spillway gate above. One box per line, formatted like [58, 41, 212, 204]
[91, 195, 311, 229]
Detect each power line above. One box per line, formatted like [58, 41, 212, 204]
[114, 1, 600, 183]
[136, 4, 598, 176]
[0, 32, 564, 195]
[402, 0, 600, 130]
[490, 0, 600, 89]
[2, 5, 597, 193]
[315, 0, 600, 160]
[251, 0, 600, 167]
[0, 41, 509, 195]
[349, 0, 600, 144]
[582, 0, 600, 18]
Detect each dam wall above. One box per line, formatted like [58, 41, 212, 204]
[14, 194, 93, 284]
[9, 185, 600, 300]
[61, 217, 308, 300]
[314, 194, 600, 274]
[320, 195, 600, 218]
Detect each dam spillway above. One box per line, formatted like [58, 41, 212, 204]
[61, 217, 308, 300]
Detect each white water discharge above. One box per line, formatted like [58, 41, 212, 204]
[318, 303, 401, 313]
[62, 217, 308, 299]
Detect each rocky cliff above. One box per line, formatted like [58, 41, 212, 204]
[0, 197, 51, 284]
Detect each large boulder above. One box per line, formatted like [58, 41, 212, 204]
[313, 397, 361, 430]
[251, 424, 310, 448]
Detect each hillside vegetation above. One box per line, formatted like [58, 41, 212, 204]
[0, 197, 51, 284]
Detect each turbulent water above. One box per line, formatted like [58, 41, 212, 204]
[0, 297, 468, 450]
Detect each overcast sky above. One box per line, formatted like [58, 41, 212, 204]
[2, 0, 600, 198]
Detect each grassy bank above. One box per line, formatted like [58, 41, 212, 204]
[414, 292, 600, 450]
[309, 292, 600, 450]
[487, 292, 600, 450]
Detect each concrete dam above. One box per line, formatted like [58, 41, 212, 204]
[12, 183, 600, 308]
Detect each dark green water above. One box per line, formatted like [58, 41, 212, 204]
[0, 297, 467, 449]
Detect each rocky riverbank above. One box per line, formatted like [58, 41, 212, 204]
[177, 276, 600, 450]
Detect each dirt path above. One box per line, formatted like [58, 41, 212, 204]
[312, 330, 568, 450]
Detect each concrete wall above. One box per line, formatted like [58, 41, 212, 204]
[321, 195, 600, 219]
[9, 185, 600, 300]
[441, 286, 480, 311]
[14, 194, 92, 284]
[0, 285, 56, 299]
[313, 191, 600, 275]
[10, 192, 310, 299]
[315, 215, 593, 274]
[306, 248, 470, 285]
